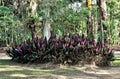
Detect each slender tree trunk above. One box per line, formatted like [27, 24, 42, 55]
[86, 0, 93, 38]
[43, 0, 51, 40]
[29, 18, 36, 42]
[97, 0, 108, 46]
[31, 27, 35, 41]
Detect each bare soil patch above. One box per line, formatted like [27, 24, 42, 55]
[0, 47, 7, 53]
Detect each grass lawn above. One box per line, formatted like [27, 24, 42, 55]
[0, 59, 120, 79]
[0, 59, 86, 79]
[111, 57, 120, 66]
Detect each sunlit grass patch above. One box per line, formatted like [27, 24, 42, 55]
[0, 59, 62, 78]
[0, 59, 83, 79]
[0, 59, 120, 79]
[111, 59, 120, 66]
[10, 74, 28, 77]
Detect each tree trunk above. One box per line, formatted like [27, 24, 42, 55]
[29, 18, 36, 42]
[97, 0, 108, 46]
[31, 27, 35, 41]
[86, 0, 93, 38]
[43, 0, 51, 40]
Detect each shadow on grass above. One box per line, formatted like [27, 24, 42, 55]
[0, 59, 40, 79]
[0, 59, 113, 79]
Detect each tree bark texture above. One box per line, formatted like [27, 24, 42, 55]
[43, 0, 51, 41]
[86, 0, 94, 38]
[97, 0, 108, 46]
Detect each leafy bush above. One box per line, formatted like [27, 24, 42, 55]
[6, 34, 114, 66]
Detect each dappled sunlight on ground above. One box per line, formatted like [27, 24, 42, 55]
[0, 67, 23, 72]
[0, 52, 120, 79]
[0, 59, 120, 79]
[10, 74, 28, 78]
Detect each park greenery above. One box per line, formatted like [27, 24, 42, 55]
[0, 0, 120, 66]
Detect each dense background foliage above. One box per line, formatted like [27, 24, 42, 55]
[0, 0, 119, 47]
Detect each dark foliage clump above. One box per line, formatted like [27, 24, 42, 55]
[6, 34, 114, 66]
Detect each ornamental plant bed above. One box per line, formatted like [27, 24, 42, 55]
[6, 34, 114, 66]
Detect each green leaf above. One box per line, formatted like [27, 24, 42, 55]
[0, 6, 11, 14]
